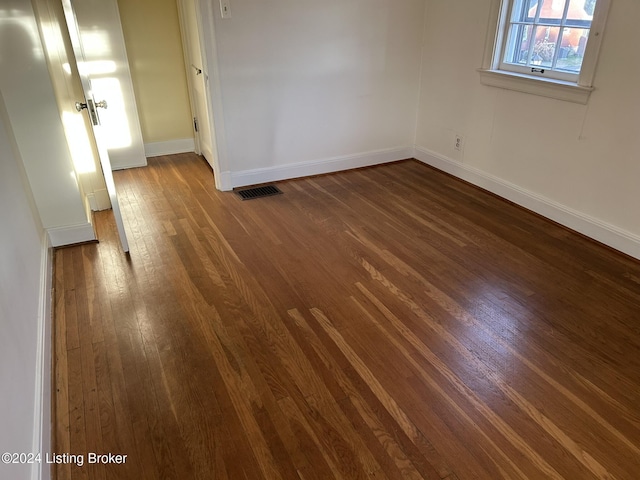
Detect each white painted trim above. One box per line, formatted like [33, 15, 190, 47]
[31, 236, 53, 480]
[217, 170, 233, 191]
[480, 0, 610, 103]
[110, 160, 148, 171]
[478, 69, 593, 104]
[230, 147, 415, 189]
[176, 0, 200, 156]
[143, 138, 195, 158]
[86, 189, 111, 211]
[47, 222, 96, 247]
[198, 0, 230, 191]
[86, 193, 96, 212]
[414, 146, 640, 260]
[94, 189, 110, 211]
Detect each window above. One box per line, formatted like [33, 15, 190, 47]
[479, 0, 610, 103]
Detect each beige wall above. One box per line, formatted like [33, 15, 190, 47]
[117, 0, 193, 144]
[415, 0, 640, 254]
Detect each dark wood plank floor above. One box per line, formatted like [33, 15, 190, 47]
[53, 154, 640, 479]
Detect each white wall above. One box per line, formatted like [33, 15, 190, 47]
[0, 0, 95, 246]
[415, 0, 640, 256]
[210, 0, 425, 185]
[0, 91, 50, 480]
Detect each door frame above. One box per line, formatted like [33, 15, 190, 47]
[177, 0, 206, 160]
[176, 0, 230, 191]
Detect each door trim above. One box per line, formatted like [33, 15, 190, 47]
[177, 0, 230, 191]
[31, 236, 53, 480]
[176, 0, 202, 156]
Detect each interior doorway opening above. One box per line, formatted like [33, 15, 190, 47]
[177, 0, 217, 175]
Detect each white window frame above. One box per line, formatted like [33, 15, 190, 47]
[478, 0, 611, 104]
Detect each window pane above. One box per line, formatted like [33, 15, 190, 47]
[555, 27, 590, 72]
[538, 0, 567, 23]
[531, 26, 560, 67]
[492, 0, 608, 84]
[511, 0, 540, 22]
[504, 23, 534, 65]
[582, 0, 597, 15]
[566, 0, 594, 27]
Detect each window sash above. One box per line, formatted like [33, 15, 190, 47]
[496, 0, 604, 83]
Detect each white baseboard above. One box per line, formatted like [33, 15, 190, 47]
[144, 138, 195, 158]
[217, 171, 233, 192]
[87, 189, 111, 212]
[229, 146, 414, 189]
[47, 222, 96, 247]
[414, 146, 640, 260]
[31, 236, 53, 480]
[111, 160, 148, 171]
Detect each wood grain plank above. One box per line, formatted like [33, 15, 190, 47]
[52, 155, 640, 480]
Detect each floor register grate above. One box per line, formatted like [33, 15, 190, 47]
[235, 184, 283, 200]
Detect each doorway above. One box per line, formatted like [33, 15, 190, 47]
[177, 0, 222, 187]
[180, 0, 214, 167]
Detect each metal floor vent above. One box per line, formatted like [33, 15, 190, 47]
[235, 184, 283, 200]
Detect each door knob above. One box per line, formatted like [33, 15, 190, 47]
[76, 100, 107, 111]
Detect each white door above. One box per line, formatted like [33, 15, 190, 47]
[65, 0, 146, 170]
[180, 0, 215, 168]
[61, 0, 130, 253]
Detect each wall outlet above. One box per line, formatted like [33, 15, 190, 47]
[220, 0, 231, 18]
[454, 134, 464, 151]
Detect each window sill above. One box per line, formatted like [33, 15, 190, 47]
[477, 69, 594, 104]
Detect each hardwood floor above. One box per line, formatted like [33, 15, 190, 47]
[53, 154, 640, 479]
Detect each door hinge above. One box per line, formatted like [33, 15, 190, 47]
[193, 117, 199, 133]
